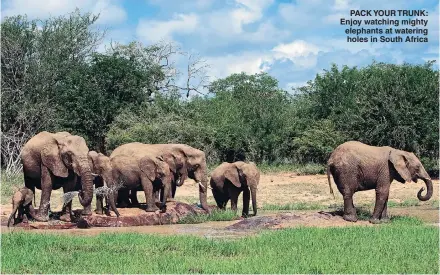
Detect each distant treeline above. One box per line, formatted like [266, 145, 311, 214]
[2, 11, 438, 176]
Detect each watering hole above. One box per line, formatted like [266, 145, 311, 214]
[1, 174, 438, 237]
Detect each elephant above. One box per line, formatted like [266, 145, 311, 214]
[327, 141, 433, 224]
[87, 151, 119, 215]
[111, 143, 209, 212]
[21, 131, 94, 222]
[8, 187, 36, 227]
[210, 161, 260, 217]
[106, 149, 172, 213]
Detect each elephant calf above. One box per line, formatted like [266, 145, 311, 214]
[327, 141, 433, 224]
[210, 161, 260, 217]
[8, 187, 36, 227]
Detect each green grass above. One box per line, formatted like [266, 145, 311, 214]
[1, 171, 23, 204]
[178, 209, 238, 224]
[2, 220, 437, 274]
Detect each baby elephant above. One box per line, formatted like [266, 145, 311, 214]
[8, 187, 35, 227]
[210, 161, 260, 217]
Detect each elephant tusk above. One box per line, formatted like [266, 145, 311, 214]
[198, 181, 212, 190]
[91, 173, 99, 177]
[176, 178, 181, 185]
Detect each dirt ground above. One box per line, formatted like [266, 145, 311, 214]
[1, 173, 439, 236]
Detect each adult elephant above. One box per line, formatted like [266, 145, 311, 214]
[327, 141, 433, 224]
[107, 148, 172, 213]
[111, 143, 209, 212]
[21, 131, 94, 221]
[210, 161, 260, 217]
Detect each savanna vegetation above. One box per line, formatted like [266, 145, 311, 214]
[1, 10, 438, 177]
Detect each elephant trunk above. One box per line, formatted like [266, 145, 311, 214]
[417, 178, 433, 201]
[250, 185, 257, 216]
[77, 156, 94, 208]
[198, 166, 210, 213]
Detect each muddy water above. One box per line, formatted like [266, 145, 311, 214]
[2, 206, 438, 238]
[2, 219, 252, 239]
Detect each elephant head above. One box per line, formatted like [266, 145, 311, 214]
[389, 149, 433, 201]
[88, 151, 113, 185]
[183, 148, 209, 212]
[161, 150, 188, 186]
[41, 132, 94, 208]
[8, 187, 35, 227]
[223, 161, 259, 216]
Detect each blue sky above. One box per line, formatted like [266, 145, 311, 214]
[2, 0, 438, 91]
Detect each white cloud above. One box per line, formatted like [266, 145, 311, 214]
[93, 0, 127, 25]
[231, 0, 274, 33]
[1, 0, 126, 24]
[206, 52, 272, 80]
[136, 13, 198, 43]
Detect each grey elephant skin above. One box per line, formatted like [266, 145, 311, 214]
[102, 144, 172, 215]
[210, 161, 260, 217]
[327, 141, 433, 224]
[111, 143, 210, 212]
[21, 131, 94, 222]
[8, 187, 36, 227]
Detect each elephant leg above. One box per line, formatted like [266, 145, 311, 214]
[229, 188, 240, 213]
[380, 197, 390, 222]
[212, 186, 227, 209]
[117, 189, 130, 208]
[370, 185, 390, 224]
[342, 192, 357, 222]
[141, 177, 159, 212]
[35, 166, 53, 221]
[241, 187, 250, 218]
[94, 177, 104, 214]
[60, 176, 78, 222]
[129, 190, 140, 206]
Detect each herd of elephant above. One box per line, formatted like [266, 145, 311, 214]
[8, 131, 434, 227]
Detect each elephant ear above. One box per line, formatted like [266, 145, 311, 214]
[161, 152, 176, 173]
[139, 156, 157, 182]
[389, 150, 412, 183]
[88, 151, 99, 173]
[41, 139, 69, 178]
[224, 165, 241, 188]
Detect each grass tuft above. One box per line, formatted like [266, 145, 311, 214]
[178, 209, 238, 224]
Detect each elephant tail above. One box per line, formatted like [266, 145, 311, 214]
[327, 166, 335, 199]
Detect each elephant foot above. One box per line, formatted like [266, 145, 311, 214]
[343, 214, 358, 222]
[81, 208, 93, 216]
[94, 208, 105, 215]
[32, 212, 49, 222]
[60, 213, 72, 222]
[369, 217, 382, 224]
[117, 201, 130, 208]
[145, 206, 160, 212]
